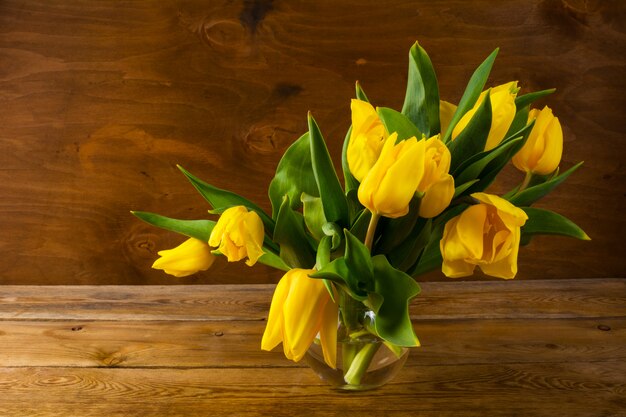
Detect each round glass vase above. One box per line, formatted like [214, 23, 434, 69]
[304, 295, 409, 390]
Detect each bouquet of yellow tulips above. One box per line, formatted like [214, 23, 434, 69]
[133, 42, 589, 390]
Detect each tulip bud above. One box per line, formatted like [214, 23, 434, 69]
[452, 81, 518, 151]
[261, 268, 338, 368]
[209, 206, 264, 266]
[417, 135, 455, 218]
[440, 193, 528, 279]
[152, 237, 215, 277]
[347, 99, 387, 182]
[358, 133, 422, 219]
[512, 106, 563, 175]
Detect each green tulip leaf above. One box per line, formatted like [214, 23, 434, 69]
[131, 211, 215, 242]
[308, 113, 350, 227]
[322, 222, 344, 251]
[443, 48, 499, 142]
[377, 107, 422, 142]
[521, 207, 590, 241]
[273, 196, 316, 269]
[508, 162, 584, 207]
[341, 127, 362, 220]
[401, 41, 440, 136]
[448, 91, 492, 172]
[258, 252, 291, 272]
[453, 180, 480, 198]
[348, 208, 371, 242]
[177, 165, 275, 234]
[369, 255, 421, 347]
[301, 193, 326, 241]
[315, 236, 336, 301]
[409, 204, 468, 276]
[355, 81, 370, 102]
[388, 218, 432, 272]
[268, 132, 319, 219]
[454, 136, 526, 186]
[504, 105, 530, 141]
[515, 88, 556, 110]
[376, 196, 421, 253]
[310, 229, 375, 301]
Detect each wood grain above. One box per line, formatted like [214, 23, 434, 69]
[0, 0, 624, 284]
[0, 281, 624, 416]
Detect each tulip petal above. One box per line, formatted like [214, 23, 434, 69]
[152, 238, 215, 278]
[419, 174, 455, 218]
[534, 115, 563, 175]
[261, 273, 292, 351]
[318, 294, 338, 369]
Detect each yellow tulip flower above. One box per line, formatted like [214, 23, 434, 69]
[358, 133, 422, 219]
[440, 193, 528, 279]
[261, 268, 338, 368]
[452, 81, 518, 151]
[512, 106, 563, 175]
[209, 206, 264, 266]
[417, 135, 455, 218]
[347, 99, 388, 182]
[152, 237, 215, 277]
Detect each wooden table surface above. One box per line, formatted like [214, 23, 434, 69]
[0, 279, 624, 416]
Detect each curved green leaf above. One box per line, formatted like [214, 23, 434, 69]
[508, 162, 584, 207]
[268, 132, 319, 219]
[131, 211, 215, 242]
[273, 196, 315, 269]
[443, 48, 499, 142]
[515, 88, 556, 110]
[377, 107, 422, 141]
[302, 193, 326, 241]
[308, 113, 350, 227]
[177, 165, 274, 234]
[369, 255, 421, 347]
[448, 91, 492, 172]
[521, 207, 590, 241]
[401, 41, 440, 136]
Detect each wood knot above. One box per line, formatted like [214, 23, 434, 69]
[214, 331, 224, 337]
[201, 19, 251, 57]
[243, 124, 279, 155]
[71, 326, 83, 332]
[597, 324, 611, 331]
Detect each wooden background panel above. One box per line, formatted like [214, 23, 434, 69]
[0, 0, 624, 284]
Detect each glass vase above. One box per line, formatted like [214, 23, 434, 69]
[304, 293, 409, 390]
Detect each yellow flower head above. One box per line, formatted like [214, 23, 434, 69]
[440, 193, 528, 279]
[209, 206, 264, 266]
[452, 81, 518, 151]
[152, 237, 215, 277]
[347, 99, 388, 182]
[416, 135, 455, 218]
[261, 269, 338, 368]
[358, 133, 422, 219]
[512, 106, 563, 175]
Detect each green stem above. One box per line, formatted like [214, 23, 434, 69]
[364, 212, 380, 252]
[343, 342, 381, 387]
[516, 171, 533, 195]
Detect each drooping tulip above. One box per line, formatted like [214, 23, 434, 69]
[347, 99, 387, 182]
[417, 135, 455, 218]
[440, 193, 528, 279]
[152, 237, 215, 277]
[512, 106, 563, 175]
[209, 206, 264, 266]
[261, 268, 338, 368]
[452, 81, 518, 151]
[358, 133, 422, 219]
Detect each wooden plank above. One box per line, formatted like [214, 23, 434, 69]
[0, 364, 623, 417]
[1, 279, 624, 320]
[0, 0, 623, 285]
[0, 318, 623, 368]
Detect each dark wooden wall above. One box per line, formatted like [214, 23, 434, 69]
[0, 0, 624, 285]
